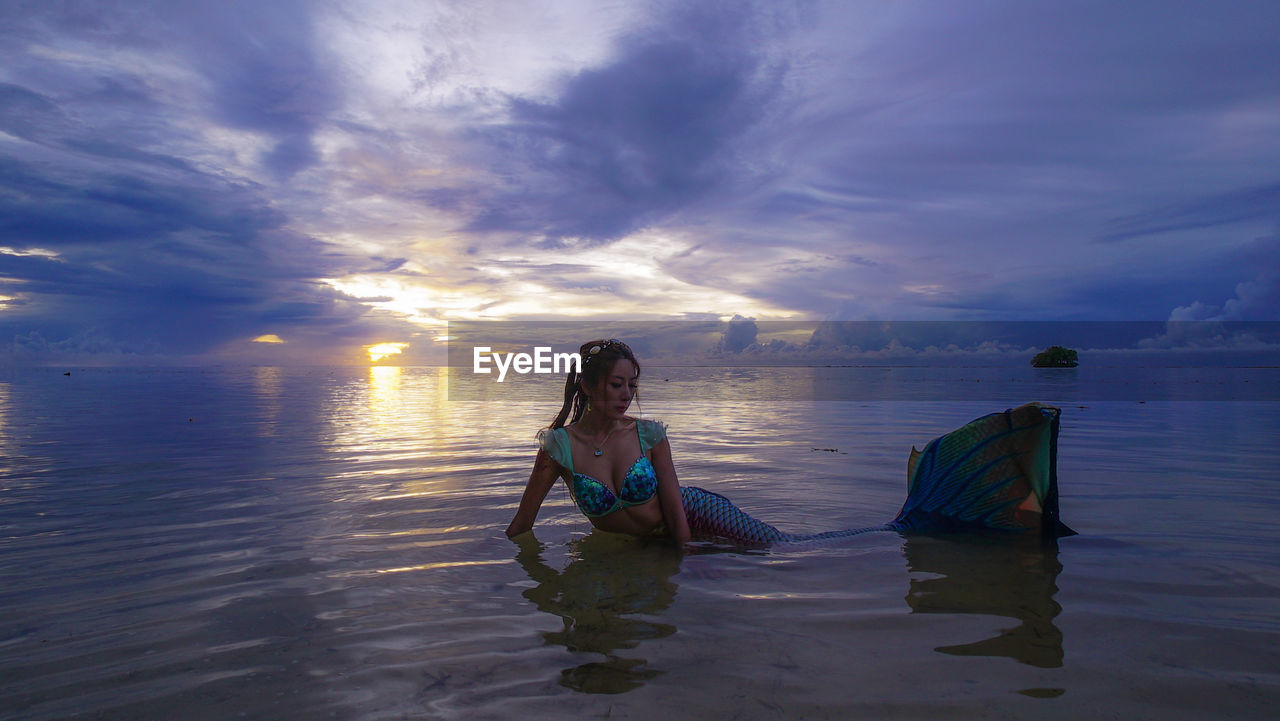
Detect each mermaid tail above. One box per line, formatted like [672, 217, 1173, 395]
[680, 403, 1072, 546]
[890, 403, 1074, 539]
[680, 485, 788, 545]
[680, 486, 887, 546]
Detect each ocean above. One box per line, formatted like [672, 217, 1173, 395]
[1, 365, 1278, 719]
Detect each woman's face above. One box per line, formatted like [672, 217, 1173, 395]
[585, 358, 638, 420]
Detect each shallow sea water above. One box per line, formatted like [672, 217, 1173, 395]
[1, 366, 1278, 719]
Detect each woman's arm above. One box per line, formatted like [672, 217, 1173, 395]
[649, 437, 691, 544]
[505, 449, 561, 537]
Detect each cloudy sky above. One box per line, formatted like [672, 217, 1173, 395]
[2, 1, 1277, 364]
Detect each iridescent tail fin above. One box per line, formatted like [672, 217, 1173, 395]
[889, 403, 1075, 539]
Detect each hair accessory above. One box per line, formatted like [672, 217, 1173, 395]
[583, 339, 629, 365]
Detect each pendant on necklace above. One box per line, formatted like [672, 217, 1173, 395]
[594, 449, 603, 456]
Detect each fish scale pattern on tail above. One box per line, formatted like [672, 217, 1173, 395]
[680, 486, 887, 546]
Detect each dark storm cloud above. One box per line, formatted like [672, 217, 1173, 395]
[0, 2, 416, 360]
[176, 1, 339, 179]
[0, 82, 75, 142]
[673, 1, 1280, 321]
[3, 6, 439, 359]
[2, 0, 336, 179]
[0, 80, 197, 174]
[1101, 183, 1280, 243]
[0, 150, 376, 355]
[462, 4, 784, 244]
[0, 156, 282, 247]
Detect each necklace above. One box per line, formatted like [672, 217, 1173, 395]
[588, 422, 619, 456]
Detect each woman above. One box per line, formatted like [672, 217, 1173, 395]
[505, 338, 691, 542]
[506, 338, 1074, 546]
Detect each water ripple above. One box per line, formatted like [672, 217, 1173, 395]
[2, 369, 1278, 719]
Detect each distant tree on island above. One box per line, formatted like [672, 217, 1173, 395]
[1031, 346, 1079, 367]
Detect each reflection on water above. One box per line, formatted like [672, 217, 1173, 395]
[252, 366, 284, 437]
[366, 366, 403, 421]
[903, 534, 1065, 668]
[3, 368, 1278, 718]
[512, 532, 681, 694]
[0, 380, 9, 452]
[0, 379, 17, 491]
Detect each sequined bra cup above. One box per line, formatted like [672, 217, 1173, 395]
[539, 419, 668, 518]
[571, 457, 658, 517]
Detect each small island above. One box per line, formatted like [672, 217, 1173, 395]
[1031, 345, 1079, 368]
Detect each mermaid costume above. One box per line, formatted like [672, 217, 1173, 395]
[540, 404, 1073, 546]
[538, 421, 664, 517]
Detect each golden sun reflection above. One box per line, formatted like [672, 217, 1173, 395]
[375, 559, 509, 575]
[368, 364, 402, 402]
[367, 342, 409, 362]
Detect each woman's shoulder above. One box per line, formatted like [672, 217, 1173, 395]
[537, 425, 570, 441]
[634, 417, 669, 449]
[536, 426, 573, 468]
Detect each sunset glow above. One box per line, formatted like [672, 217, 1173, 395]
[1, 3, 1277, 366]
[367, 342, 409, 363]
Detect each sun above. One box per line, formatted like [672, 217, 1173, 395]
[366, 342, 409, 363]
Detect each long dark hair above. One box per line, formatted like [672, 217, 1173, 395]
[548, 338, 640, 429]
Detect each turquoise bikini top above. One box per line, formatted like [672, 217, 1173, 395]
[539, 419, 667, 518]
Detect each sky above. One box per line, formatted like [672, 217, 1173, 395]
[1, 0, 1278, 365]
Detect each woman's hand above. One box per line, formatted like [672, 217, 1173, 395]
[505, 449, 560, 538]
